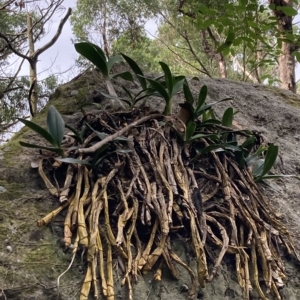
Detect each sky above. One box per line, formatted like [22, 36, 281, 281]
[8, 0, 300, 84]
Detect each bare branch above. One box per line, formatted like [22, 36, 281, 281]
[34, 7, 72, 58]
[0, 0, 15, 11]
[0, 56, 27, 97]
[146, 29, 206, 75]
[158, 12, 211, 77]
[0, 32, 30, 60]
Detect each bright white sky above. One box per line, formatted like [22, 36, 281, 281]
[10, 0, 300, 83]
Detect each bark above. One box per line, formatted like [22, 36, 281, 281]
[206, 28, 227, 78]
[269, 0, 296, 93]
[178, 1, 226, 78]
[27, 14, 38, 116]
[101, 1, 110, 58]
[231, 55, 259, 83]
[255, 42, 263, 83]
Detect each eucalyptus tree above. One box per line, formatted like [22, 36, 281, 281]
[176, 0, 300, 90]
[268, 0, 299, 92]
[71, 0, 151, 57]
[0, 0, 72, 119]
[0, 0, 72, 141]
[70, 0, 300, 91]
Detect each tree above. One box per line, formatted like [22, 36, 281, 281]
[71, 0, 150, 57]
[111, 30, 160, 72]
[71, 0, 300, 91]
[0, 0, 72, 120]
[269, 0, 298, 92]
[164, 0, 299, 88]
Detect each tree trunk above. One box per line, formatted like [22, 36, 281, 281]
[269, 0, 296, 93]
[279, 41, 296, 92]
[27, 14, 39, 116]
[102, 1, 110, 58]
[201, 28, 227, 78]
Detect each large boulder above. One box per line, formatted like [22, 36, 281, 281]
[1, 72, 300, 300]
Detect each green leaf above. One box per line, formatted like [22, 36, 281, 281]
[19, 141, 64, 155]
[200, 143, 241, 154]
[262, 144, 278, 177]
[183, 80, 194, 104]
[100, 91, 131, 105]
[195, 85, 208, 114]
[91, 144, 110, 167]
[199, 119, 222, 126]
[107, 55, 123, 73]
[121, 53, 147, 89]
[147, 78, 169, 102]
[65, 124, 83, 143]
[198, 3, 209, 14]
[47, 105, 65, 147]
[189, 133, 220, 141]
[18, 118, 56, 146]
[245, 146, 266, 166]
[56, 157, 91, 166]
[222, 107, 234, 127]
[121, 86, 133, 100]
[75, 42, 108, 77]
[278, 6, 298, 16]
[252, 159, 265, 178]
[292, 51, 300, 63]
[241, 135, 256, 157]
[202, 109, 216, 122]
[112, 71, 134, 82]
[197, 97, 232, 117]
[174, 75, 186, 83]
[133, 91, 156, 106]
[159, 62, 174, 96]
[185, 122, 196, 142]
[235, 150, 245, 168]
[269, 3, 276, 10]
[242, 136, 256, 148]
[217, 32, 235, 53]
[171, 78, 185, 98]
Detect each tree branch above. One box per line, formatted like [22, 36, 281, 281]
[158, 12, 212, 77]
[0, 0, 15, 11]
[33, 8, 72, 58]
[0, 32, 30, 60]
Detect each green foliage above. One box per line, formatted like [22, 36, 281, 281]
[70, 0, 300, 86]
[20, 40, 297, 183]
[180, 80, 232, 127]
[18, 105, 66, 156]
[71, 0, 150, 54]
[19, 42, 297, 182]
[75, 42, 133, 81]
[144, 62, 185, 115]
[189, 0, 299, 80]
[55, 142, 111, 169]
[0, 73, 60, 138]
[245, 144, 300, 182]
[112, 31, 160, 73]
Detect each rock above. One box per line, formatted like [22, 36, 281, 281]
[69, 90, 78, 97]
[1, 71, 300, 299]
